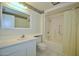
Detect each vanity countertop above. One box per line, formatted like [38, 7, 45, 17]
[0, 36, 37, 49]
[29, 33, 42, 37]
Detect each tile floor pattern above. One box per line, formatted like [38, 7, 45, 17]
[36, 41, 64, 56]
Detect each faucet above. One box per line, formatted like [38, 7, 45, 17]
[17, 35, 25, 40]
[21, 35, 25, 38]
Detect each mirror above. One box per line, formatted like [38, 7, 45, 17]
[1, 3, 30, 29]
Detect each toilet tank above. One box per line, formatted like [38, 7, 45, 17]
[34, 35, 42, 44]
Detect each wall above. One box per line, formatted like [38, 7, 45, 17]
[40, 14, 46, 42]
[45, 9, 77, 56]
[63, 9, 76, 56]
[0, 3, 1, 28]
[42, 12, 64, 55]
[0, 3, 41, 40]
[76, 8, 79, 56]
[46, 13, 64, 43]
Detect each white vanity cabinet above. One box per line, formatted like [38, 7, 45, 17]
[0, 39, 36, 56]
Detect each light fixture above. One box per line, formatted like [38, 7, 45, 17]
[9, 2, 27, 9]
[4, 2, 28, 11]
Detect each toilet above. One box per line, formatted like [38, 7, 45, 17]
[34, 35, 47, 51]
[37, 42, 47, 51]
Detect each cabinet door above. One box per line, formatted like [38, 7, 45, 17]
[26, 40, 36, 56]
[9, 42, 27, 56]
[10, 40, 36, 56]
[9, 47, 27, 56]
[0, 42, 27, 56]
[0, 40, 36, 56]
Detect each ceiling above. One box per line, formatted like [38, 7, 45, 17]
[25, 2, 65, 11]
[2, 2, 78, 15]
[3, 2, 76, 14]
[26, 2, 53, 11]
[25, 2, 78, 14]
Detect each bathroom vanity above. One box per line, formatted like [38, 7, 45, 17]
[0, 37, 36, 56]
[0, 3, 36, 56]
[0, 3, 41, 56]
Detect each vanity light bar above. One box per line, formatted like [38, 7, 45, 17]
[4, 2, 28, 10]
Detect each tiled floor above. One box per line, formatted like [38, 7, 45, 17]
[36, 41, 64, 56]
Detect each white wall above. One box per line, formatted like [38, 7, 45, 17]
[63, 9, 76, 56]
[0, 3, 41, 40]
[40, 14, 45, 40]
[0, 2, 2, 28]
[76, 8, 79, 56]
